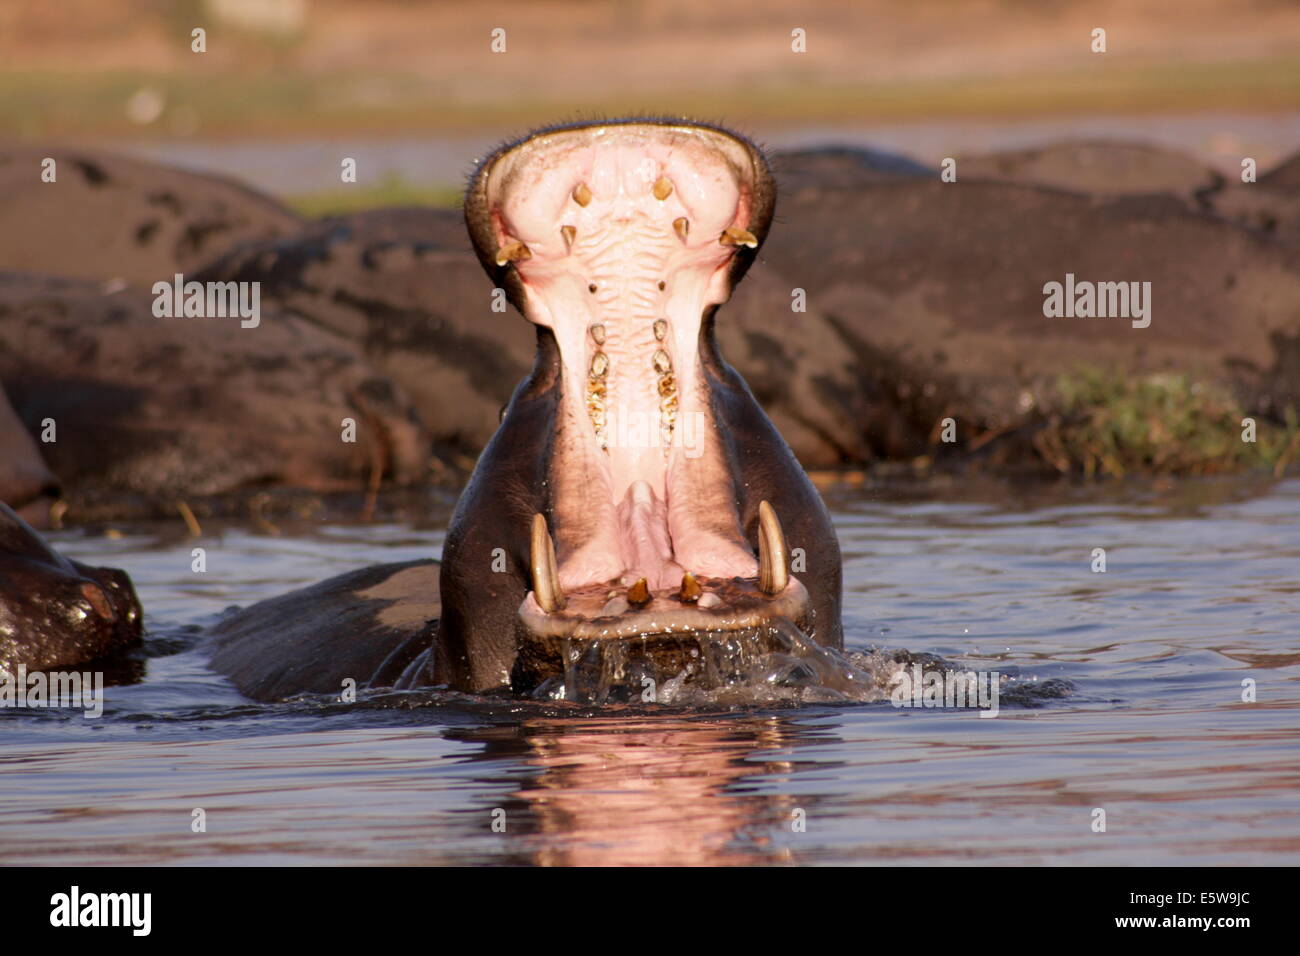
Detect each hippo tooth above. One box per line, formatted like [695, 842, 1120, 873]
[719, 226, 758, 248]
[572, 182, 592, 207]
[494, 241, 532, 266]
[601, 595, 630, 616]
[652, 176, 674, 201]
[590, 323, 606, 344]
[679, 571, 702, 603]
[560, 224, 577, 253]
[698, 592, 723, 609]
[590, 351, 609, 379]
[672, 217, 689, 243]
[627, 577, 650, 607]
[652, 348, 672, 374]
[757, 500, 789, 595]
[530, 513, 566, 612]
[653, 318, 667, 341]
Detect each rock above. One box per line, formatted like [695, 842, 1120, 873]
[0, 378, 59, 517]
[770, 145, 934, 193]
[959, 139, 1224, 200]
[1262, 150, 1300, 192]
[714, 267, 871, 465]
[195, 208, 535, 458]
[1206, 150, 1300, 246]
[763, 178, 1300, 451]
[207, 559, 439, 701]
[0, 272, 431, 500]
[0, 146, 303, 288]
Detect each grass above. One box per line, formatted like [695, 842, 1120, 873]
[285, 175, 462, 216]
[1034, 368, 1300, 478]
[3, 56, 1299, 140]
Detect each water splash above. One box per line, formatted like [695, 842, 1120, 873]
[529, 620, 904, 706]
[524, 619, 1077, 708]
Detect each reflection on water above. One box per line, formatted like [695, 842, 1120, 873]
[450, 715, 821, 866]
[1, 477, 1298, 865]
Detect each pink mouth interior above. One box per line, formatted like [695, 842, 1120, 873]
[484, 125, 764, 595]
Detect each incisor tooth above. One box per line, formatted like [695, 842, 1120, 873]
[719, 226, 758, 248]
[494, 241, 532, 266]
[560, 224, 576, 252]
[602, 595, 629, 616]
[679, 572, 702, 603]
[673, 217, 689, 242]
[529, 513, 566, 612]
[653, 176, 674, 201]
[627, 578, 650, 607]
[573, 182, 592, 207]
[757, 500, 789, 595]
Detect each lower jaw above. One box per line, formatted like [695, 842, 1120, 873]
[512, 577, 812, 696]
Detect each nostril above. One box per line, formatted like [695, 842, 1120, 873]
[79, 582, 117, 623]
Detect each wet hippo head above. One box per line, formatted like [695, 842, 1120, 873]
[0, 503, 143, 673]
[440, 119, 842, 695]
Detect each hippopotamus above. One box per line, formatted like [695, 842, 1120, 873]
[0, 502, 143, 674]
[435, 118, 842, 693]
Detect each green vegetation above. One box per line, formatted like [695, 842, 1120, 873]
[1036, 368, 1300, 478]
[3, 56, 1299, 140]
[285, 175, 462, 217]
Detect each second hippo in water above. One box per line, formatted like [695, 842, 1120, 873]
[0, 502, 143, 676]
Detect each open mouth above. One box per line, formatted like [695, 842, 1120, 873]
[468, 121, 810, 677]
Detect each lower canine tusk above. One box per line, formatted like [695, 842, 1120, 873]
[530, 513, 566, 611]
[757, 500, 789, 595]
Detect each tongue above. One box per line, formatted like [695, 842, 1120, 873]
[617, 480, 685, 590]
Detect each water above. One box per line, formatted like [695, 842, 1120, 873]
[2, 477, 1297, 865]
[113, 112, 1300, 195]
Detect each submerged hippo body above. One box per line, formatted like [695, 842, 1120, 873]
[434, 119, 842, 693]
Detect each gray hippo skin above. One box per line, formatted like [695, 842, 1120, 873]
[435, 119, 842, 693]
[207, 119, 843, 700]
[0, 503, 143, 673]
